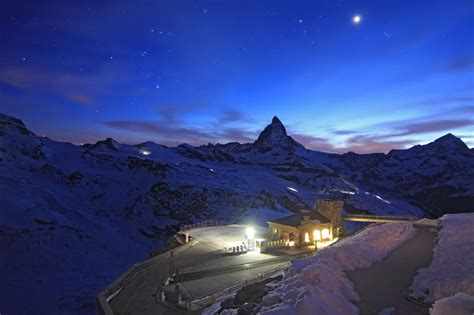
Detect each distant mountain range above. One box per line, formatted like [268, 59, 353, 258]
[0, 113, 472, 314]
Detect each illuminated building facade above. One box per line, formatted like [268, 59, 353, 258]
[267, 200, 344, 247]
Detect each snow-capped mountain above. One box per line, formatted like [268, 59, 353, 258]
[0, 113, 472, 314]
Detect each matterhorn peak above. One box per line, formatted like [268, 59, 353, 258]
[253, 116, 304, 153]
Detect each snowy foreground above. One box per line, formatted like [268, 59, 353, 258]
[258, 222, 416, 315]
[410, 213, 474, 310]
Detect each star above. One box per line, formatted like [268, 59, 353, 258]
[156, 84, 160, 89]
[298, 19, 303, 23]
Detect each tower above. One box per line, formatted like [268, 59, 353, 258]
[316, 199, 344, 236]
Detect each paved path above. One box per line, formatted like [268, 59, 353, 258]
[347, 228, 437, 315]
[109, 241, 217, 315]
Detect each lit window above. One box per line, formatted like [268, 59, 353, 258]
[305, 232, 310, 242]
[274, 229, 277, 234]
[313, 230, 321, 241]
[322, 228, 330, 239]
[288, 241, 295, 247]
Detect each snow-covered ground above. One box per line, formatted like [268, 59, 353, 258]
[430, 293, 474, 315]
[258, 222, 416, 314]
[1, 113, 472, 314]
[410, 213, 474, 304]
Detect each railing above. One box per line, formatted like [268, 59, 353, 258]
[343, 214, 416, 223]
[97, 239, 198, 315]
[179, 220, 228, 233]
[185, 262, 290, 310]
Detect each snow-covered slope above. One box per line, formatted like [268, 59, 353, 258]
[410, 213, 474, 304]
[340, 134, 474, 216]
[258, 222, 416, 315]
[0, 113, 472, 313]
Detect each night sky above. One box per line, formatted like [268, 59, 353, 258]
[1, 0, 473, 153]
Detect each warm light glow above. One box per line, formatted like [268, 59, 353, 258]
[274, 228, 277, 234]
[313, 230, 321, 241]
[246, 227, 255, 239]
[288, 241, 295, 247]
[305, 232, 310, 243]
[353, 15, 361, 24]
[316, 238, 339, 249]
[322, 228, 330, 239]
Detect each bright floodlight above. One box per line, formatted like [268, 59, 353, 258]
[140, 149, 151, 156]
[353, 15, 361, 24]
[246, 227, 255, 239]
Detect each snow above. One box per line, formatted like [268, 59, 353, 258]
[410, 213, 474, 304]
[1, 113, 471, 314]
[186, 224, 267, 248]
[259, 222, 416, 314]
[201, 293, 236, 315]
[377, 306, 395, 315]
[430, 293, 474, 315]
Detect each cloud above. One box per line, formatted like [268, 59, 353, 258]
[332, 130, 358, 136]
[389, 54, 474, 87]
[291, 110, 473, 154]
[65, 93, 95, 106]
[292, 133, 416, 154]
[379, 118, 474, 139]
[342, 135, 416, 154]
[441, 55, 474, 73]
[101, 119, 256, 146]
[0, 66, 98, 107]
[217, 109, 253, 124]
[410, 95, 474, 107]
[291, 134, 338, 152]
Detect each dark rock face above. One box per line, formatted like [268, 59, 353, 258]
[253, 116, 304, 153]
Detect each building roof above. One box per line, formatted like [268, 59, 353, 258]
[268, 212, 330, 228]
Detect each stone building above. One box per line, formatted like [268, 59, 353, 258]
[266, 199, 344, 247]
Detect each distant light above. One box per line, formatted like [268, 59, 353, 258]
[209, 168, 214, 172]
[374, 195, 391, 204]
[246, 227, 255, 239]
[287, 187, 298, 192]
[140, 149, 151, 156]
[340, 190, 355, 195]
[353, 15, 361, 24]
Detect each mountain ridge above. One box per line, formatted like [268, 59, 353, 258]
[0, 112, 473, 314]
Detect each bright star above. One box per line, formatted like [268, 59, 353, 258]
[353, 15, 361, 24]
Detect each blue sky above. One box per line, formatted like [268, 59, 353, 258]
[0, 0, 473, 153]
